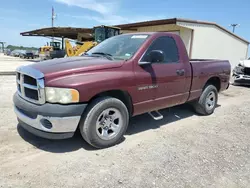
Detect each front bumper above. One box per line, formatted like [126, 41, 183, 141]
[13, 92, 87, 139]
[233, 74, 250, 85]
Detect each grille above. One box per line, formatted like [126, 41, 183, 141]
[244, 68, 250, 76]
[24, 75, 37, 86]
[16, 70, 45, 104]
[24, 88, 39, 100]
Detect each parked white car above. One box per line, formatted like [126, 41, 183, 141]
[232, 59, 250, 85]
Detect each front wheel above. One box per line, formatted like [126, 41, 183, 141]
[193, 85, 218, 115]
[79, 97, 129, 148]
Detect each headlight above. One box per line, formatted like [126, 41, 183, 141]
[45, 87, 79, 104]
[233, 66, 244, 74]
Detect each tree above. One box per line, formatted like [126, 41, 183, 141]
[6, 45, 38, 51]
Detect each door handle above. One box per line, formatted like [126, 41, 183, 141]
[176, 69, 185, 76]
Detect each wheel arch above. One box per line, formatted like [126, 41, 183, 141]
[203, 76, 221, 92]
[88, 90, 133, 117]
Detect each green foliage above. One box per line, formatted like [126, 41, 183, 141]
[6, 45, 38, 51]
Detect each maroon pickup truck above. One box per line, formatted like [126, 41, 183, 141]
[13, 32, 231, 148]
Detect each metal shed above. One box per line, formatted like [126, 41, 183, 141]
[116, 18, 249, 68]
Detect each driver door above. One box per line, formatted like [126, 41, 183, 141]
[135, 36, 189, 113]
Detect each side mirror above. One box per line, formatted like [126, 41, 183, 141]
[139, 50, 164, 66]
[148, 50, 164, 63]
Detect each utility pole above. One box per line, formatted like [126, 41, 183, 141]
[51, 7, 56, 42]
[0, 42, 5, 53]
[52, 7, 54, 28]
[229, 24, 240, 33]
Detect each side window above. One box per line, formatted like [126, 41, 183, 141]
[141, 36, 179, 63]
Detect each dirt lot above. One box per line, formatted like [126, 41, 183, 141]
[0, 54, 38, 74]
[0, 75, 250, 188]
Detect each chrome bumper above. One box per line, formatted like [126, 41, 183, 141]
[14, 106, 81, 133]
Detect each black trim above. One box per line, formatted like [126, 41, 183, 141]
[234, 79, 250, 85]
[18, 119, 74, 139]
[13, 92, 87, 118]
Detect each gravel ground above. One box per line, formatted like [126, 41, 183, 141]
[0, 54, 38, 74]
[0, 75, 250, 188]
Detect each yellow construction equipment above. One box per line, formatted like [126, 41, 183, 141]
[65, 40, 97, 57]
[65, 25, 120, 57]
[39, 41, 62, 60]
[39, 45, 52, 60]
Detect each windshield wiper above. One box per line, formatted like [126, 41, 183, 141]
[91, 52, 114, 60]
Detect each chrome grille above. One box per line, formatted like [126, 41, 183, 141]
[16, 66, 45, 104]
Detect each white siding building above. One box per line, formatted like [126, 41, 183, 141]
[117, 18, 249, 69]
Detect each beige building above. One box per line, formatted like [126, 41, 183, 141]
[116, 18, 249, 68]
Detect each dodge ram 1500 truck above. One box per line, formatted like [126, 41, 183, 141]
[13, 32, 231, 148]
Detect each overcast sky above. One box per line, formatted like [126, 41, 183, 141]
[0, 0, 249, 50]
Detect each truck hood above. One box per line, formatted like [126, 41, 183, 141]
[30, 56, 124, 78]
[239, 60, 250, 68]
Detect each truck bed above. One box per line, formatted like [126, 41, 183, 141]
[188, 59, 231, 102]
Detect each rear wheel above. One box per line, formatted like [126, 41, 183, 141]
[79, 97, 129, 148]
[193, 85, 218, 115]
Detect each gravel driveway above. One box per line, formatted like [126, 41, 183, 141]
[0, 75, 249, 188]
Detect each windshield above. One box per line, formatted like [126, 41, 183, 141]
[87, 34, 149, 60]
[50, 42, 60, 48]
[106, 27, 120, 38]
[94, 27, 105, 43]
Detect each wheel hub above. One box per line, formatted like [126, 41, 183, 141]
[96, 108, 123, 140]
[205, 91, 216, 110]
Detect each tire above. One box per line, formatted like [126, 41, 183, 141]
[79, 97, 129, 148]
[193, 85, 218, 115]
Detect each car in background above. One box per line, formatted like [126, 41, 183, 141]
[32, 50, 39, 58]
[232, 59, 250, 85]
[4, 49, 11, 56]
[19, 51, 25, 58]
[10, 50, 23, 57]
[20, 51, 34, 59]
[7, 50, 12, 56]
[13, 51, 21, 57]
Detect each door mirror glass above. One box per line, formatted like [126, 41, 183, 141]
[148, 50, 164, 63]
[139, 50, 164, 66]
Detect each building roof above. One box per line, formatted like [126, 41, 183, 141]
[115, 18, 249, 44]
[20, 18, 249, 44]
[20, 27, 93, 40]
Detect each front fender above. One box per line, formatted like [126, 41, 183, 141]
[45, 68, 135, 102]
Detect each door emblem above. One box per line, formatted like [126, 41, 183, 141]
[138, 85, 158, 90]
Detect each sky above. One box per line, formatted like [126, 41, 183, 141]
[0, 0, 250, 49]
